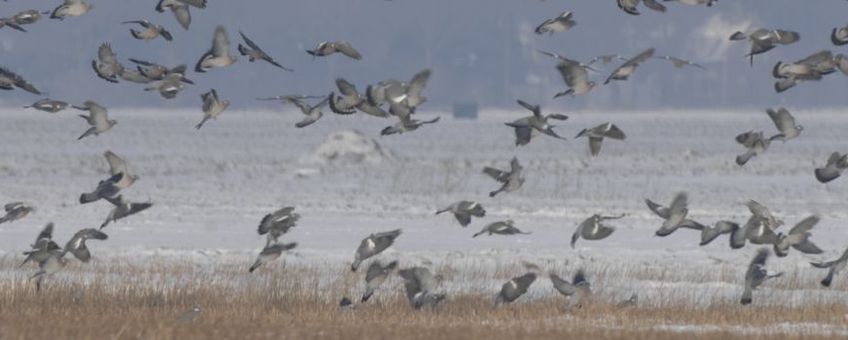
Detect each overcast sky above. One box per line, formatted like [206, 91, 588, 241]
[1, 0, 847, 111]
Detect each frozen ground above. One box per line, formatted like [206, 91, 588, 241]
[1, 107, 848, 323]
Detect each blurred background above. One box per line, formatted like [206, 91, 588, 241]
[1, 0, 846, 111]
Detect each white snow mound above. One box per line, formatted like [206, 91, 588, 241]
[303, 130, 393, 164]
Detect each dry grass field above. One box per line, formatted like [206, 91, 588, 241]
[2, 255, 848, 340]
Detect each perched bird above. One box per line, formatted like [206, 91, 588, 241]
[0, 67, 42, 94]
[361, 260, 398, 302]
[734, 131, 769, 166]
[740, 248, 782, 305]
[50, 0, 93, 20]
[571, 214, 623, 247]
[62, 228, 108, 263]
[765, 108, 802, 141]
[654, 55, 705, 69]
[483, 157, 525, 197]
[92, 43, 123, 83]
[288, 95, 330, 128]
[196, 89, 229, 130]
[495, 273, 537, 305]
[380, 115, 440, 136]
[773, 215, 823, 257]
[472, 220, 531, 238]
[248, 242, 297, 273]
[156, 0, 206, 30]
[505, 99, 568, 145]
[815, 152, 848, 183]
[257, 207, 301, 246]
[195, 26, 236, 72]
[100, 196, 153, 229]
[123, 20, 172, 41]
[238, 31, 293, 71]
[399, 267, 446, 309]
[435, 201, 486, 227]
[605, 48, 655, 84]
[0, 202, 34, 224]
[617, 0, 666, 16]
[74, 101, 116, 140]
[307, 41, 362, 60]
[575, 122, 626, 156]
[351, 229, 402, 271]
[645, 192, 701, 237]
[811, 247, 848, 287]
[550, 270, 592, 309]
[832, 24, 848, 46]
[534, 11, 576, 35]
[730, 29, 800, 66]
[176, 306, 201, 323]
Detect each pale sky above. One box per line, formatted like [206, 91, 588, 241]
[1, 0, 846, 111]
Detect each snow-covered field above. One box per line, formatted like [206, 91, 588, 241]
[2, 107, 848, 328]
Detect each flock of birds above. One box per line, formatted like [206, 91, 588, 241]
[2, 0, 848, 318]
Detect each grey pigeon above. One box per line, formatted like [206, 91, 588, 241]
[24, 99, 69, 113]
[811, 247, 848, 287]
[740, 248, 782, 305]
[123, 20, 172, 41]
[257, 207, 301, 246]
[361, 260, 398, 302]
[307, 41, 362, 60]
[100, 195, 153, 229]
[248, 242, 297, 273]
[0, 202, 34, 224]
[436, 201, 486, 227]
[195, 26, 236, 72]
[177, 306, 201, 323]
[92, 43, 123, 83]
[505, 99, 568, 145]
[815, 152, 848, 183]
[380, 116, 440, 136]
[571, 214, 623, 247]
[399, 267, 445, 309]
[663, 0, 717, 6]
[495, 272, 536, 305]
[550, 270, 591, 309]
[472, 220, 531, 238]
[617, 0, 666, 15]
[730, 28, 800, 66]
[238, 31, 293, 71]
[604, 48, 655, 84]
[535, 11, 576, 35]
[30, 250, 67, 292]
[156, 0, 206, 30]
[645, 192, 702, 237]
[62, 228, 108, 263]
[654, 55, 705, 69]
[694, 220, 739, 246]
[329, 78, 364, 115]
[351, 229, 402, 271]
[773, 215, 823, 257]
[144, 73, 187, 99]
[484, 157, 525, 197]
[734, 131, 769, 166]
[50, 0, 93, 20]
[196, 89, 229, 129]
[766, 108, 802, 141]
[20, 223, 61, 268]
[288, 95, 330, 128]
[772, 51, 835, 93]
[575, 122, 626, 156]
[616, 293, 638, 307]
[74, 101, 116, 140]
[0, 67, 41, 94]
[833, 24, 848, 46]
